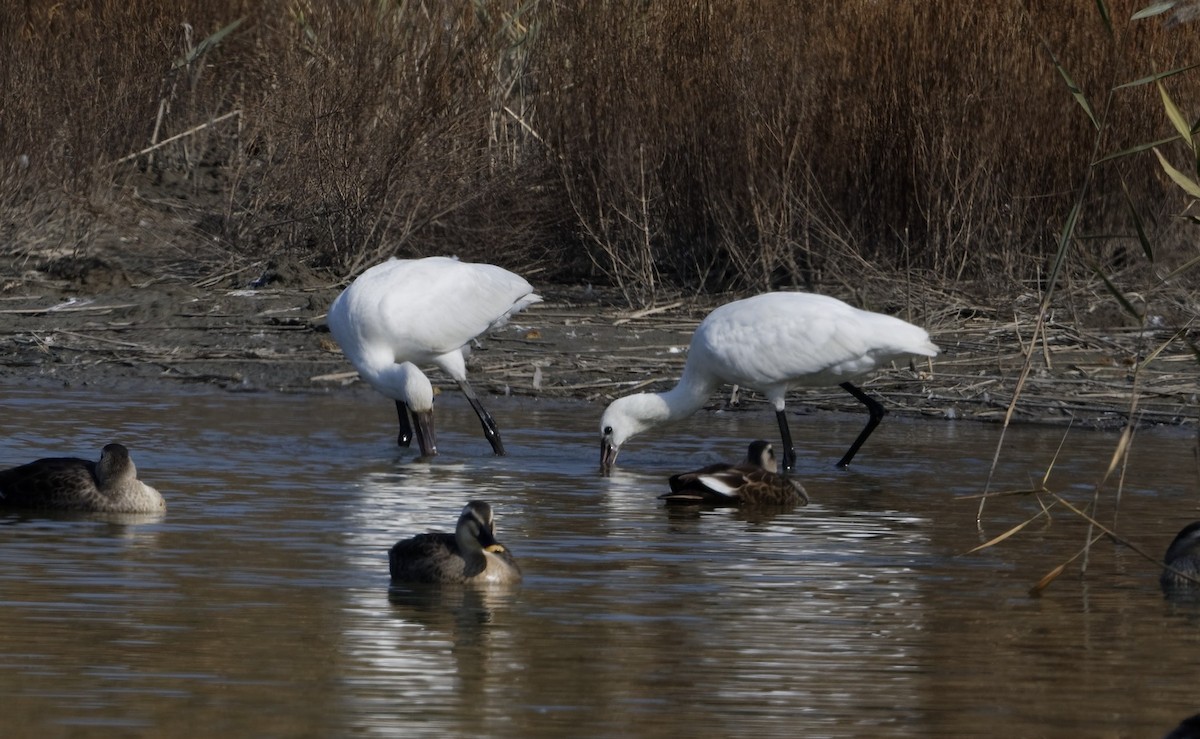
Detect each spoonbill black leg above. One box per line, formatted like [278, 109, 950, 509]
[456, 380, 506, 456]
[836, 381, 888, 468]
[395, 400, 414, 447]
[774, 409, 796, 474]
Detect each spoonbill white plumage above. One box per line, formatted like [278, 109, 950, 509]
[328, 257, 541, 456]
[598, 292, 939, 474]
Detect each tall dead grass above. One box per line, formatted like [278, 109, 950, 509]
[1, 0, 1198, 303]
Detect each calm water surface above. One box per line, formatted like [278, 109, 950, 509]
[1, 385, 1198, 738]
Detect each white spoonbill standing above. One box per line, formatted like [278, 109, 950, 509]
[598, 292, 939, 473]
[328, 256, 541, 456]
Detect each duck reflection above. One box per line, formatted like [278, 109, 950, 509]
[387, 582, 520, 634]
[661, 501, 802, 526]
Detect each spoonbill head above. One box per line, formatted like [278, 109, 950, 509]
[328, 256, 541, 456]
[599, 292, 939, 474]
[389, 362, 437, 457]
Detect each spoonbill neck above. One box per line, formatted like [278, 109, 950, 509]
[654, 369, 719, 423]
[360, 361, 435, 411]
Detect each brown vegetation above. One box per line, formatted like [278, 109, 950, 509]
[2, 0, 1199, 310]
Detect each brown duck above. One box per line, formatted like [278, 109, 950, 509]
[660, 440, 809, 507]
[389, 500, 522, 585]
[0, 443, 165, 513]
[1162, 521, 1200, 589]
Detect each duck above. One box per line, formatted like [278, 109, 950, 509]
[0, 443, 165, 513]
[599, 292, 938, 473]
[1161, 521, 1200, 588]
[327, 256, 541, 456]
[1164, 712, 1200, 739]
[389, 500, 522, 585]
[660, 440, 809, 507]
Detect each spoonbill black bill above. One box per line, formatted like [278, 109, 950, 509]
[599, 292, 939, 473]
[660, 439, 809, 507]
[328, 257, 541, 456]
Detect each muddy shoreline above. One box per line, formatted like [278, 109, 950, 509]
[1, 259, 1197, 433]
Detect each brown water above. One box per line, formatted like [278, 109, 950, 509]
[1, 385, 1198, 738]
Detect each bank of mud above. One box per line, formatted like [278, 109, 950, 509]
[0, 254, 1197, 433]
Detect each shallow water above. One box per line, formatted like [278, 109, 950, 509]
[0, 385, 1198, 738]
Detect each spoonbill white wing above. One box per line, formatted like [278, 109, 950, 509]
[335, 257, 541, 364]
[691, 293, 936, 393]
[328, 256, 541, 456]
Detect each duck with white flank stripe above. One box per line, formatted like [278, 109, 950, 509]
[660, 440, 809, 507]
[599, 292, 939, 474]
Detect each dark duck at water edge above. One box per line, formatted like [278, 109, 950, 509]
[1161, 521, 1200, 589]
[660, 440, 809, 507]
[389, 500, 522, 585]
[0, 443, 165, 514]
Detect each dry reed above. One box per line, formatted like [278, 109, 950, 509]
[0, 1, 1197, 301]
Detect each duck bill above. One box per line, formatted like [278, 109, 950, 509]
[476, 525, 502, 551]
[412, 410, 438, 459]
[600, 441, 619, 476]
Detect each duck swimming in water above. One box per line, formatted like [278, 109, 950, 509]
[660, 440, 809, 507]
[389, 500, 522, 585]
[0, 443, 165, 514]
[1161, 521, 1200, 589]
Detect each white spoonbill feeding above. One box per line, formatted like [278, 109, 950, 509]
[328, 256, 542, 456]
[598, 292, 939, 474]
